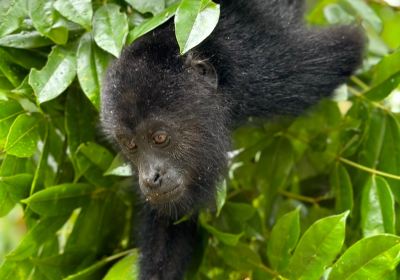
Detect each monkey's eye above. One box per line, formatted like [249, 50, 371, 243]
[152, 131, 169, 145]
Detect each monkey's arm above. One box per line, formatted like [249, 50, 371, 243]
[138, 207, 198, 280]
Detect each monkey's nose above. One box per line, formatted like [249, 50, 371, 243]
[143, 172, 162, 189]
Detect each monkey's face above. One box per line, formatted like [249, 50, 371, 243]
[111, 110, 229, 216]
[116, 119, 187, 205]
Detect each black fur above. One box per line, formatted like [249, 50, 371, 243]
[101, 0, 364, 279]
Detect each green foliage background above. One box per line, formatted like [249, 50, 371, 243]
[1, 0, 400, 279]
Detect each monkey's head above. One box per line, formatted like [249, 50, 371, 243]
[101, 28, 230, 216]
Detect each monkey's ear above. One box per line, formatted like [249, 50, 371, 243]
[191, 60, 218, 89]
[192, 60, 218, 87]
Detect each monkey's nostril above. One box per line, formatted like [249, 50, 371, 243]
[144, 172, 162, 189]
[153, 172, 161, 183]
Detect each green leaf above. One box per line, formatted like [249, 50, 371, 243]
[0, 74, 13, 92]
[361, 176, 395, 236]
[28, 0, 69, 44]
[202, 222, 243, 246]
[286, 212, 349, 280]
[4, 113, 41, 158]
[0, 174, 32, 199]
[127, 2, 178, 44]
[330, 164, 353, 213]
[215, 180, 227, 216]
[0, 31, 54, 48]
[219, 243, 262, 271]
[29, 45, 77, 104]
[63, 194, 127, 255]
[93, 4, 128, 57]
[175, 0, 220, 54]
[104, 153, 133, 177]
[344, 0, 382, 33]
[77, 142, 114, 171]
[359, 110, 400, 198]
[125, 0, 165, 15]
[7, 216, 68, 260]
[77, 33, 111, 110]
[127, 4, 179, 44]
[54, 0, 93, 30]
[267, 208, 300, 271]
[23, 183, 97, 216]
[0, 0, 27, 37]
[223, 202, 255, 223]
[256, 137, 294, 217]
[0, 260, 33, 280]
[0, 154, 29, 176]
[0, 174, 32, 217]
[0, 187, 16, 217]
[103, 251, 139, 280]
[0, 99, 24, 148]
[324, 4, 355, 25]
[364, 50, 400, 101]
[329, 235, 400, 280]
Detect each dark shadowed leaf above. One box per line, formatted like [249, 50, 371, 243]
[330, 164, 353, 213]
[0, 174, 32, 217]
[202, 222, 243, 246]
[93, 4, 128, 57]
[0, 57, 25, 87]
[77, 142, 114, 171]
[6, 216, 68, 260]
[23, 183, 97, 216]
[220, 243, 262, 271]
[0, 260, 33, 280]
[0, 47, 45, 70]
[63, 258, 110, 280]
[65, 90, 97, 155]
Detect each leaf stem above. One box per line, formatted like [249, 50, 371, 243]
[252, 261, 288, 280]
[104, 248, 137, 263]
[278, 190, 327, 204]
[338, 157, 400, 180]
[351, 76, 369, 91]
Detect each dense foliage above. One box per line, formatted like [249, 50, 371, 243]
[0, 0, 400, 279]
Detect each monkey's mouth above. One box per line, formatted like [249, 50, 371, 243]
[144, 184, 184, 204]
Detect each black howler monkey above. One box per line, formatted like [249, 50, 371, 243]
[101, 0, 364, 279]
